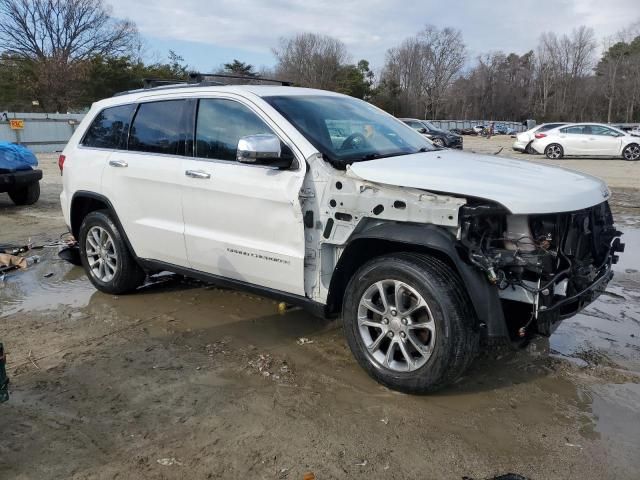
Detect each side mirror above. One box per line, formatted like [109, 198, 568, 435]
[418, 127, 427, 134]
[237, 134, 294, 168]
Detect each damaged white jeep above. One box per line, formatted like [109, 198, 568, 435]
[60, 84, 624, 393]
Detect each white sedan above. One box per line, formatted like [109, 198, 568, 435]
[531, 123, 640, 161]
[512, 122, 568, 154]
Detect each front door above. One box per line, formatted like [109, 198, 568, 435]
[181, 97, 306, 295]
[101, 99, 192, 266]
[587, 125, 623, 156]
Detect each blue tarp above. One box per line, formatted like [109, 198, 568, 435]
[0, 142, 38, 171]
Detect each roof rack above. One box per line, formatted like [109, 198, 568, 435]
[113, 72, 292, 97]
[187, 72, 292, 86]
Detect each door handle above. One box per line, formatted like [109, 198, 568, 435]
[109, 160, 128, 168]
[185, 169, 211, 179]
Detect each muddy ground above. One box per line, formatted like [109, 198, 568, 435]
[0, 143, 639, 480]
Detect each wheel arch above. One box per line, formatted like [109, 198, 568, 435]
[70, 191, 138, 258]
[326, 223, 508, 339]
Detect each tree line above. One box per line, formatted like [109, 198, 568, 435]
[1, 0, 638, 123]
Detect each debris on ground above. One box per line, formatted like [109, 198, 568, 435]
[0, 253, 40, 270]
[296, 337, 314, 345]
[246, 353, 293, 382]
[156, 457, 182, 466]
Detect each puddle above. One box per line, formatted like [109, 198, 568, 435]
[0, 248, 94, 317]
[588, 383, 640, 474]
[550, 226, 640, 372]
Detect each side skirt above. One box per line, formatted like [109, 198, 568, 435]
[137, 258, 328, 319]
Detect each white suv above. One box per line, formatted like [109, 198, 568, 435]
[59, 83, 624, 393]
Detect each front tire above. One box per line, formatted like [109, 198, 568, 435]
[342, 253, 479, 394]
[622, 143, 640, 161]
[432, 138, 445, 148]
[8, 181, 40, 205]
[78, 210, 145, 294]
[545, 143, 563, 159]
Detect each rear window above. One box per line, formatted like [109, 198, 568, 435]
[128, 100, 189, 155]
[81, 104, 135, 149]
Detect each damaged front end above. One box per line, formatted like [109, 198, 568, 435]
[460, 201, 624, 339]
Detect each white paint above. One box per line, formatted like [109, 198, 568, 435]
[349, 149, 609, 214]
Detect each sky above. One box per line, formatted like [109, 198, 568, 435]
[108, 0, 639, 73]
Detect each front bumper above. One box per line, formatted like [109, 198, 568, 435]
[0, 169, 42, 193]
[447, 137, 463, 149]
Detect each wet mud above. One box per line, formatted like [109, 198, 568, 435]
[1, 155, 639, 479]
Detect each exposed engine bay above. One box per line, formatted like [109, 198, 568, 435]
[460, 201, 625, 339]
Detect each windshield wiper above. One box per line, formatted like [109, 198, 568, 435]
[357, 151, 414, 161]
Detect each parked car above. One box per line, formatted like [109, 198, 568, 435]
[60, 83, 623, 393]
[450, 127, 476, 136]
[493, 123, 516, 135]
[513, 123, 569, 154]
[0, 142, 42, 205]
[531, 123, 640, 160]
[472, 125, 486, 134]
[400, 118, 463, 149]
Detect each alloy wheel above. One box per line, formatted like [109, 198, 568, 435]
[546, 144, 562, 159]
[623, 144, 640, 161]
[85, 226, 118, 282]
[357, 279, 436, 372]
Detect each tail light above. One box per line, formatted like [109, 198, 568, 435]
[534, 133, 547, 139]
[58, 154, 66, 174]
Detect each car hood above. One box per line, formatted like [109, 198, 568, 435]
[347, 150, 609, 214]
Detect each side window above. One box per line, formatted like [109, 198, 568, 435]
[81, 104, 134, 149]
[592, 126, 618, 136]
[128, 100, 189, 155]
[195, 99, 274, 161]
[561, 126, 584, 134]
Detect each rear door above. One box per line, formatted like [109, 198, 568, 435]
[181, 96, 306, 295]
[101, 99, 192, 266]
[557, 126, 584, 155]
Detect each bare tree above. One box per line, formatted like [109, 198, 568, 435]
[0, 0, 138, 110]
[418, 26, 466, 119]
[0, 0, 137, 60]
[272, 33, 348, 89]
[378, 25, 465, 119]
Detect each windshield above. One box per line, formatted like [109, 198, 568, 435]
[264, 95, 436, 167]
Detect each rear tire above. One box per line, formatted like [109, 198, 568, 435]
[342, 253, 479, 394]
[8, 181, 40, 205]
[525, 142, 536, 155]
[544, 143, 563, 159]
[78, 210, 145, 294]
[622, 143, 640, 161]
